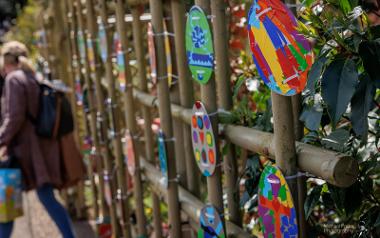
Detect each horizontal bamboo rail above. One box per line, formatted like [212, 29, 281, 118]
[140, 157, 253, 238]
[133, 89, 358, 187]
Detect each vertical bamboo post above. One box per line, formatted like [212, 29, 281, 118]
[170, 0, 201, 197]
[149, 0, 182, 237]
[210, 0, 241, 226]
[161, 5, 188, 187]
[51, 1, 71, 83]
[75, 0, 108, 221]
[293, 93, 308, 238]
[78, 0, 117, 233]
[284, 0, 308, 236]
[130, 6, 163, 238]
[66, 0, 97, 217]
[114, 0, 148, 236]
[48, 3, 59, 80]
[271, 88, 299, 224]
[42, 15, 55, 76]
[195, 0, 226, 228]
[61, 0, 81, 144]
[97, 1, 132, 237]
[62, 0, 90, 219]
[270, 1, 299, 216]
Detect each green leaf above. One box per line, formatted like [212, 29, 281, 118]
[339, 0, 352, 14]
[240, 191, 251, 207]
[351, 74, 376, 138]
[305, 185, 322, 219]
[375, 213, 380, 227]
[302, 131, 320, 145]
[233, 75, 245, 99]
[321, 128, 350, 152]
[344, 182, 363, 217]
[359, 39, 380, 89]
[321, 58, 359, 126]
[328, 185, 346, 216]
[306, 55, 328, 94]
[300, 103, 323, 131]
[245, 154, 261, 179]
[302, 0, 316, 7]
[221, 143, 229, 156]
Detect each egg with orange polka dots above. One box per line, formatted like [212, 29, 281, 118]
[191, 101, 217, 176]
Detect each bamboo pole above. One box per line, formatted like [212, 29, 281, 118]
[284, 0, 309, 235]
[51, 2, 60, 78]
[61, 0, 81, 145]
[271, 91, 299, 231]
[42, 13, 55, 77]
[79, 0, 117, 233]
[149, 0, 182, 237]
[210, 0, 241, 225]
[77, 0, 109, 221]
[170, 0, 201, 197]
[161, 4, 188, 188]
[63, 0, 94, 219]
[194, 0, 225, 229]
[114, 0, 148, 236]
[65, 0, 99, 217]
[130, 5, 163, 238]
[293, 93, 308, 238]
[140, 158, 254, 238]
[70, 0, 106, 220]
[132, 88, 359, 187]
[98, 0, 132, 237]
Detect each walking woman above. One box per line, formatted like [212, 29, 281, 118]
[0, 41, 85, 238]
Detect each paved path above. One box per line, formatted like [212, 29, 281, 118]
[11, 191, 96, 238]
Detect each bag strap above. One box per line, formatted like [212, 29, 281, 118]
[52, 95, 62, 138]
[23, 71, 39, 125]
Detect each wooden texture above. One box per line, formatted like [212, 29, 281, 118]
[133, 88, 359, 187]
[149, 0, 182, 237]
[170, 0, 201, 197]
[211, 0, 241, 226]
[114, 0, 147, 236]
[86, 0, 122, 236]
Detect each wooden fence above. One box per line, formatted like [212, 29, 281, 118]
[40, 0, 360, 237]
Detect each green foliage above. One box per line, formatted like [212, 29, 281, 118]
[230, 51, 273, 132]
[3, 0, 41, 58]
[239, 154, 262, 213]
[296, 1, 380, 236]
[321, 58, 359, 127]
[351, 74, 377, 139]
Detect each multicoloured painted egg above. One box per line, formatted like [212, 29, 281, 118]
[82, 136, 92, 155]
[247, 0, 313, 96]
[157, 130, 168, 188]
[87, 38, 96, 73]
[113, 32, 126, 91]
[77, 30, 86, 64]
[163, 20, 174, 86]
[191, 101, 217, 176]
[103, 176, 112, 206]
[186, 5, 214, 84]
[147, 23, 157, 84]
[98, 22, 108, 63]
[197, 205, 225, 238]
[258, 164, 298, 238]
[124, 131, 135, 176]
[75, 77, 83, 106]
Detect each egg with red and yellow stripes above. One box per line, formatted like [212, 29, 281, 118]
[247, 0, 313, 96]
